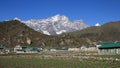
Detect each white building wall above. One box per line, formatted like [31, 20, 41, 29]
[14, 45, 22, 52]
[68, 48, 80, 51]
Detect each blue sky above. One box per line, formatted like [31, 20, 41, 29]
[0, 0, 120, 26]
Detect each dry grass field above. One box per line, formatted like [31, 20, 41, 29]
[0, 54, 120, 68]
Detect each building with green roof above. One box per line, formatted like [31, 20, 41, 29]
[0, 45, 5, 53]
[0, 45, 4, 49]
[50, 47, 68, 51]
[22, 46, 42, 53]
[14, 45, 42, 53]
[97, 42, 120, 55]
[0, 45, 9, 54]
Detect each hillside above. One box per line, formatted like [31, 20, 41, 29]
[0, 20, 52, 48]
[66, 21, 120, 43]
[0, 20, 120, 48]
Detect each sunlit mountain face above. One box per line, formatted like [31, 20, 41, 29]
[24, 14, 88, 35]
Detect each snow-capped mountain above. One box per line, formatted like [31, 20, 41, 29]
[95, 23, 101, 26]
[24, 14, 88, 35]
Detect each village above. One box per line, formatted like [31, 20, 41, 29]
[0, 42, 120, 55]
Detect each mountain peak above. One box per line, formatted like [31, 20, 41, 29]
[95, 23, 101, 26]
[24, 14, 88, 35]
[53, 14, 61, 17]
[50, 14, 69, 22]
[13, 17, 21, 21]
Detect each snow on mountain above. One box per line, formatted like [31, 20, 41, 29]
[13, 17, 21, 21]
[23, 14, 88, 35]
[95, 23, 101, 26]
[42, 30, 50, 35]
[56, 30, 66, 35]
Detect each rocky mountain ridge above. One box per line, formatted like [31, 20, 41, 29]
[24, 14, 88, 35]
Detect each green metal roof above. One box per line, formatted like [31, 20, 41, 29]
[21, 46, 41, 51]
[98, 42, 120, 49]
[0, 45, 5, 49]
